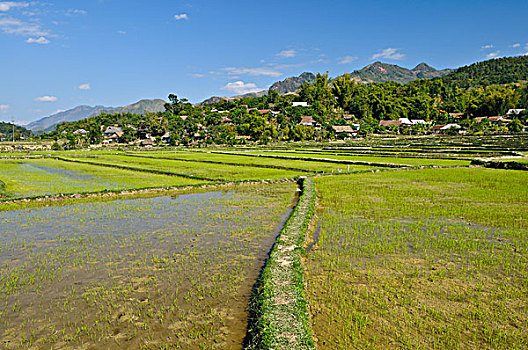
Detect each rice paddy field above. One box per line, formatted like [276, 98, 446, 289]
[127, 151, 378, 173]
[59, 155, 303, 181]
[225, 150, 472, 167]
[305, 168, 528, 349]
[1, 135, 527, 349]
[0, 182, 297, 349]
[0, 158, 204, 198]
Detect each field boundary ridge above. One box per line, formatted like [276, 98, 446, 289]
[245, 177, 316, 349]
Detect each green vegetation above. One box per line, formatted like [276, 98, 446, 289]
[305, 168, 528, 348]
[0, 122, 32, 142]
[442, 56, 528, 88]
[0, 158, 203, 198]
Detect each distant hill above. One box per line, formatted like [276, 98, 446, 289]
[199, 91, 268, 105]
[441, 56, 528, 88]
[199, 72, 315, 105]
[349, 62, 452, 84]
[269, 72, 316, 94]
[27, 99, 166, 132]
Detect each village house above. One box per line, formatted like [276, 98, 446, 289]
[103, 126, 124, 142]
[332, 125, 358, 138]
[292, 102, 309, 107]
[432, 123, 461, 133]
[410, 119, 429, 125]
[300, 116, 316, 126]
[379, 120, 402, 127]
[73, 129, 88, 136]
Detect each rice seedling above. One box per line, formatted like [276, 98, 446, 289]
[0, 158, 203, 198]
[0, 182, 297, 348]
[304, 168, 528, 349]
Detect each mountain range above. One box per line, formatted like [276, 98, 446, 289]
[27, 99, 166, 132]
[200, 62, 451, 105]
[350, 62, 452, 84]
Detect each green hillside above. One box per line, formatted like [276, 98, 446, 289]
[442, 56, 528, 88]
[0, 122, 32, 141]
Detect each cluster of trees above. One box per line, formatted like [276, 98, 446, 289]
[441, 56, 528, 88]
[0, 122, 33, 141]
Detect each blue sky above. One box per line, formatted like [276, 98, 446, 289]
[1, 0, 527, 124]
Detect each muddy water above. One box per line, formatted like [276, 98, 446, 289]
[0, 184, 295, 349]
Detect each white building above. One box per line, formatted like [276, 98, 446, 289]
[292, 102, 309, 107]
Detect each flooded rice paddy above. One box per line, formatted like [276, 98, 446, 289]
[0, 159, 203, 198]
[0, 182, 296, 349]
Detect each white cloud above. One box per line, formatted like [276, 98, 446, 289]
[174, 13, 189, 20]
[338, 56, 358, 64]
[66, 9, 87, 16]
[221, 81, 261, 95]
[223, 66, 282, 77]
[276, 50, 296, 58]
[0, 104, 9, 112]
[190, 73, 205, 78]
[512, 43, 521, 48]
[35, 95, 57, 102]
[486, 51, 500, 58]
[26, 36, 49, 44]
[78, 83, 90, 90]
[0, 17, 49, 36]
[371, 48, 405, 60]
[51, 109, 64, 115]
[117, 30, 126, 35]
[481, 44, 493, 49]
[0, 2, 28, 12]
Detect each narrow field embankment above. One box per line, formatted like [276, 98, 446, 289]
[471, 159, 528, 170]
[245, 177, 316, 350]
[55, 156, 220, 181]
[124, 153, 315, 173]
[211, 151, 412, 168]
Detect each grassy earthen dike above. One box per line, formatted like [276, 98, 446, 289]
[245, 177, 316, 349]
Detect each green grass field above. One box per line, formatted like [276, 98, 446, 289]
[305, 168, 528, 349]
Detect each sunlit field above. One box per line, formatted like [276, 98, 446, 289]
[0, 183, 296, 349]
[305, 168, 528, 349]
[0, 158, 204, 198]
